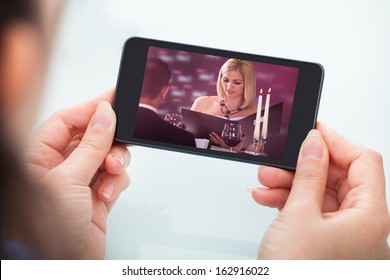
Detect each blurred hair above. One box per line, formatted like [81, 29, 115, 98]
[216, 58, 256, 109]
[0, 0, 40, 36]
[140, 57, 171, 99]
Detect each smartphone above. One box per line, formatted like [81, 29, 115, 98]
[113, 37, 324, 170]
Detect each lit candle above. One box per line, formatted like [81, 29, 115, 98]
[253, 89, 263, 140]
[261, 88, 271, 139]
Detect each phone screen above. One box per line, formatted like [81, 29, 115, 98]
[114, 38, 324, 169]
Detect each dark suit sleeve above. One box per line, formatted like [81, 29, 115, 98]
[135, 107, 195, 147]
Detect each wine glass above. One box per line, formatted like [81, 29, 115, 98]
[221, 123, 243, 152]
[164, 113, 184, 129]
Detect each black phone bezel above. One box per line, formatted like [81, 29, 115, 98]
[113, 37, 324, 170]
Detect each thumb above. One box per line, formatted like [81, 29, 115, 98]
[283, 129, 329, 215]
[61, 101, 116, 185]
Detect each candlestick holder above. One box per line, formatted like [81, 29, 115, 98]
[258, 136, 268, 157]
[246, 137, 268, 157]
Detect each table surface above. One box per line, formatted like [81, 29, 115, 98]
[38, 0, 390, 259]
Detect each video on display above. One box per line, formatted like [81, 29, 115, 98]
[134, 46, 299, 159]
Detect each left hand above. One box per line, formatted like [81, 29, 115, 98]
[24, 89, 130, 259]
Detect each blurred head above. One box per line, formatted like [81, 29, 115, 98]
[216, 58, 256, 108]
[0, 0, 64, 259]
[0, 0, 63, 148]
[140, 57, 171, 108]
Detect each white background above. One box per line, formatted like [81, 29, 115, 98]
[2, 260, 390, 280]
[38, 0, 390, 259]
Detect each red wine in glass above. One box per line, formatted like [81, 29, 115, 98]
[222, 137, 242, 147]
[221, 123, 243, 152]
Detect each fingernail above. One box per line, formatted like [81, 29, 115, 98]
[102, 183, 115, 200]
[307, 129, 321, 138]
[302, 129, 323, 160]
[92, 101, 113, 130]
[112, 155, 124, 167]
[247, 188, 260, 193]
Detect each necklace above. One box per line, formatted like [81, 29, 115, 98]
[219, 100, 243, 119]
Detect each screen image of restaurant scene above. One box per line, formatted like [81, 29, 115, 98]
[134, 46, 299, 159]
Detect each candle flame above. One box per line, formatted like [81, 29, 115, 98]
[268, 88, 272, 94]
[260, 88, 263, 95]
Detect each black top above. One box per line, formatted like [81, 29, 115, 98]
[134, 107, 196, 147]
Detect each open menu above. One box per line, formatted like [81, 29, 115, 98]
[181, 102, 283, 148]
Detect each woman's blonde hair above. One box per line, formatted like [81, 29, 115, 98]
[216, 58, 256, 109]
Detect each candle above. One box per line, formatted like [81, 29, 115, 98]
[261, 88, 271, 139]
[253, 89, 263, 140]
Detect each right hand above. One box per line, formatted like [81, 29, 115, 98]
[252, 122, 390, 259]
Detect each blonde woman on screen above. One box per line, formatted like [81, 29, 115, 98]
[191, 58, 257, 150]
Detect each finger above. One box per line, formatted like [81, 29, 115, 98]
[104, 144, 131, 175]
[283, 129, 329, 215]
[209, 133, 221, 145]
[316, 122, 366, 172]
[95, 172, 130, 204]
[56, 133, 83, 161]
[317, 122, 386, 198]
[105, 188, 128, 213]
[258, 166, 294, 189]
[209, 133, 218, 142]
[59, 101, 116, 185]
[237, 135, 246, 149]
[211, 132, 229, 148]
[251, 188, 290, 209]
[57, 89, 115, 138]
[211, 132, 223, 141]
[30, 89, 115, 154]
